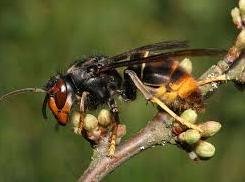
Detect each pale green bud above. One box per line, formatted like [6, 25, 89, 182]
[180, 109, 197, 124]
[84, 114, 99, 131]
[117, 124, 126, 138]
[239, 0, 245, 15]
[180, 58, 192, 74]
[199, 121, 221, 138]
[195, 141, 215, 159]
[236, 29, 245, 50]
[98, 109, 113, 126]
[86, 127, 101, 142]
[178, 129, 201, 144]
[188, 151, 199, 161]
[231, 7, 242, 27]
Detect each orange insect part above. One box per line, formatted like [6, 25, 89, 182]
[48, 96, 72, 125]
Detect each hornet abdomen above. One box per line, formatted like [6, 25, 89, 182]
[125, 58, 203, 112]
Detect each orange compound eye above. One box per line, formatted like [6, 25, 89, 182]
[50, 79, 67, 110]
[45, 78, 74, 125]
[48, 95, 72, 125]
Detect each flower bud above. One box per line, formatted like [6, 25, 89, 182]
[236, 29, 245, 50]
[84, 114, 99, 131]
[195, 141, 215, 159]
[198, 121, 221, 138]
[117, 124, 127, 138]
[239, 0, 245, 15]
[188, 151, 199, 161]
[180, 109, 197, 124]
[231, 7, 242, 28]
[98, 109, 113, 126]
[180, 58, 192, 74]
[86, 127, 101, 142]
[178, 129, 201, 144]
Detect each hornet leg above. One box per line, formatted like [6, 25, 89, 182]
[107, 98, 120, 157]
[73, 92, 89, 135]
[125, 70, 202, 132]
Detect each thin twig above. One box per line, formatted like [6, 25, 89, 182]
[79, 113, 173, 182]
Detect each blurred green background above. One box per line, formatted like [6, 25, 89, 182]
[0, 0, 244, 181]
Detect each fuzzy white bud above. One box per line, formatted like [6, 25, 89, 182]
[239, 0, 245, 15]
[180, 58, 192, 74]
[83, 114, 99, 131]
[236, 29, 245, 50]
[180, 109, 198, 124]
[195, 141, 215, 159]
[117, 124, 127, 138]
[178, 129, 201, 144]
[199, 121, 221, 138]
[98, 109, 113, 126]
[188, 151, 199, 161]
[231, 7, 242, 28]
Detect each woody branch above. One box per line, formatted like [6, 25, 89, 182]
[79, 1, 245, 182]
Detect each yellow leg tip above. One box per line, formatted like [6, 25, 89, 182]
[108, 145, 116, 157]
[107, 134, 117, 157]
[73, 127, 82, 135]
